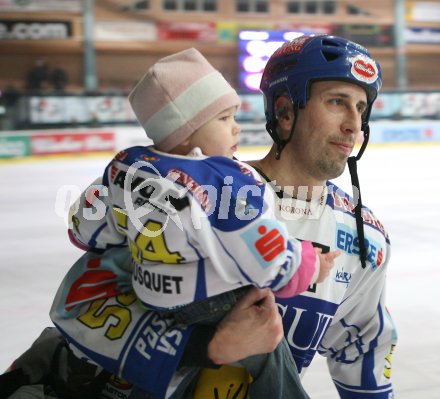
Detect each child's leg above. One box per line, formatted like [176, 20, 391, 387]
[240, 338, 310, 399]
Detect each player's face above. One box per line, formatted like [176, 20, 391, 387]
[188, 106, 241, 158]
[290, 80, 367, 183]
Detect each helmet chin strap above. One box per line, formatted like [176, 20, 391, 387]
[347, 124, 370, 269]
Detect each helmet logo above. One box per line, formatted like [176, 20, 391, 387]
[271, 35, 312, 59]
[350, 55, 378, 84]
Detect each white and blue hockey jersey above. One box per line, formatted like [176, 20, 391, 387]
[264, 179, 396, 399]
[51, 146, 397, 399]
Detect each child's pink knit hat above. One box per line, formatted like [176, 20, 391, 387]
[129, 48, 241, 151]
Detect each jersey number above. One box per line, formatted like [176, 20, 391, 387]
[77, 292, 136, 340]
[112, 207, 184, 264]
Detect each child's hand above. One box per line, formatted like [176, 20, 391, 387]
[315, 248, 341, 283]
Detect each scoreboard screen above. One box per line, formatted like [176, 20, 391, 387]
[237, 30, 308, 93]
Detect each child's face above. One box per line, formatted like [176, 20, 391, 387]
[188, 106, 241, 158]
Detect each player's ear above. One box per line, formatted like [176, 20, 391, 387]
[274, 96, 294, 134]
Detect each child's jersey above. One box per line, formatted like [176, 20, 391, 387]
[67, 145, 315, 309]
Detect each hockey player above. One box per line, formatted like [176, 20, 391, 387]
[2, 35, 397, 399]
[190, 34, 397, 399]
[52, 47, 339, 398]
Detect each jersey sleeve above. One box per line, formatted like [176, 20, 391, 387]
[273, 240, 318, 298]
[68, 175, 127, 252]
[318, 247, 397, 398]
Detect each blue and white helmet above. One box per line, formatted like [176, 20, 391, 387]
[260, 34, 382, 134]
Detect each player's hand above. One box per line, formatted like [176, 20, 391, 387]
[207, 287, 283, 365]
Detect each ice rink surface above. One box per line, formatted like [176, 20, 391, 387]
[1, 143, 439, 397]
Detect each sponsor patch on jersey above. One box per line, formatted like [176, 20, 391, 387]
[331, 191, 389, 241]
[110, 164, 119, 181]
[335, 267, 352, 286]
[238, 164, 264, 186]
[115, 149, 128, 161]
[240, 220, 286, 269]
[102, 377, 132, 399]
[143, 155, 158, 161]
[168, 168, 211, 212]
[349, 55, 379, 84]
[335, 223, 384, 270]
[108, 375, 133, 390]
